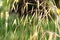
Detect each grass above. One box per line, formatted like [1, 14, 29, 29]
[0, 12, 60, 40]
[0, 0, 60, 40]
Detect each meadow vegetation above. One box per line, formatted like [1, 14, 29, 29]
[0, 0, 60, 40]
